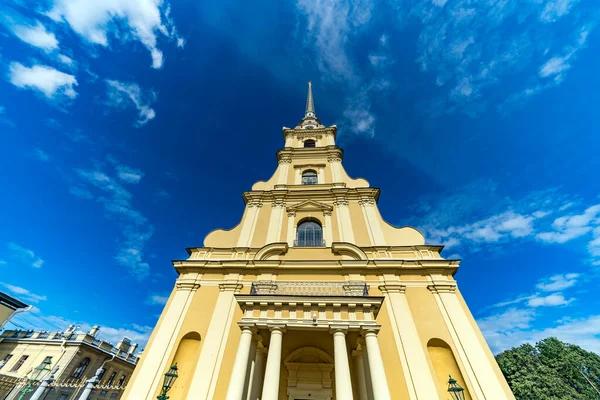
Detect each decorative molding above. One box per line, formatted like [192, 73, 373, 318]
[360, 325, 381, 335]
[287, 211, 296, 217]
[278, 157, 292, 164]
[333, 198, 349, 207]
[271, 199, 286, 208]
[247, 200, 263, 208]
[254, 242, 289, 261]
[286, 199, 333, 213]
[328, 156, 342, 163]
[323, 210, 332, 216]
[378, 284, 406, 294]
[427, 284, 457, 293]
[358, 198, 376, 206]
[219, 283, 243, 292]
[331, 242, 368, 261]
[175, 280, 200, 291]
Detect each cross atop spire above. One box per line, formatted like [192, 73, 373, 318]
[305, 81, 315, 118]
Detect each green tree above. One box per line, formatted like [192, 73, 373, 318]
[496, 337, 600, 399]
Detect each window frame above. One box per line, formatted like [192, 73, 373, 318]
[295, 219, 324, 247]
[71, 357, 90, 379]
[9, 355, 28, 372]
[303, 139, 316, 148]
[301, 170, 318, 185]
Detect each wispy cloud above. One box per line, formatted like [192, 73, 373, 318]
[478, 272, 587, 352]
[5, 242, 44, 268]
[10, 21, 59, 52]
[116, 165, 144, 184]
[1, 283, 47, 303]
[32, 148, 50, 162]
[411, 182, 600, 264]
[105, 80, 156, 127]
[146, 293, 168, 306]
[46, 0, 182, 69]
[71, 163, 153, 279]
[9, 62, 77, 100]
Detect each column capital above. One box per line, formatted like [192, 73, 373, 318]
[176, 280, 200, 291]
[427, 283, 457, 294]
[378, 284, 406, 294]
[267, 324, 286, 333]
[360, 325, 381, 336]
[238, 323, 258, 334]
[329, 324, 349, 335]
[219, 282, 243, 292]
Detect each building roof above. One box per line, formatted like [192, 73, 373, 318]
[0, 291, 29, 311]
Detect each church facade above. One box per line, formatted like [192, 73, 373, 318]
[122, 83, 515, 400]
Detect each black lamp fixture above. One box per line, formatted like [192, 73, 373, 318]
[447, 375, 466, 400]
[156, 363, 178, 400]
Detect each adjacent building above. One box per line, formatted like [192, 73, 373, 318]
[0, 325, 139, 400]
[0, 292, 30, 332]
[122, 83, 515, 399]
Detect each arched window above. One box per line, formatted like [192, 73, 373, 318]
[304, 139, 316, 148]
[301, 170, 318, 185]
[296, 220, 323, 247]
[72, 357, 90, 379]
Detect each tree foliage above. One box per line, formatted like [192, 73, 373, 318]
[496, 337, 600, 399]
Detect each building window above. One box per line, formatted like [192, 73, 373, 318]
[0, 354, 13, 369]
[97, 368, 106, 381]
[72, 357, 90, 379]
[301, 170, 318, 185]
[106, 371, 117, 385]
[118, 374, 127, 386]
[304, 139, 316, 148]
[9, 355, 28, 372]
[295, 220, 323, 247]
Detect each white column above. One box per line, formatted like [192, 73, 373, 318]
[266, 201, 285, 243]
[432, 285, 511, 399]
[362, 328, 391, 400]
[277, 159, 291, 185]
[237, 202, 262, 247]
[226, 326, 256, 400]
[323, 211, 333, 246]
[124, 281, 198, 400]
[329, 157, 342, 182]
[188, 283, 242, 400]
[380, 285, 437, 399]
[286, 212, 296, 246]
[332, 327, 354, 400]
[352, 349, 368, 400]
[359, 199, 386, 246]
[318, 166, 325, 184]
[247, 347, 266, 400]
[334, 198, 355, 243]
[261, 326, 285, 400]
[242, 335, 259, 399]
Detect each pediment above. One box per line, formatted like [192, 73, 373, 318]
[287, 200, 333, 213]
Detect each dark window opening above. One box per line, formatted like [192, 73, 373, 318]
[72, 357, 90, 379]
[301, 170, 318, 185]
[304, 139, 316, 147]
[295, 220, 324, 247]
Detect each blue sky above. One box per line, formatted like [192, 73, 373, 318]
[1, 0, 600, 354]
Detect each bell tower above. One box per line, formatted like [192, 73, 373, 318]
[122, 83, 515, 400]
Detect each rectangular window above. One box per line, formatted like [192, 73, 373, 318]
[0, 354, 13, 369]
[10, 355, 29, 372]
[118, 374, 126, 386]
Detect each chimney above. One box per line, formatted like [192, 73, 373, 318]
[116, 337, 131, 353]
[65, 325, 75, 334]
[89, 326, 100, 337]
[128, 343, 138, 355]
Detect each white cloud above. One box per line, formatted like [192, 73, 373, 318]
[539, 56, 571, 78]
[57, 54, 75, 67]
[536, 273, 580, 292]
[11, 21, 59, 52]
[105, 80, 156, 127]
[9, 62, 77, 100]
[73, 164, 154, 279]
[147, 294, 168, 306]
[32, 148, 50, 162]
[0, 283, 47, 303]
[6, 242, 44, 268]
[47, 0, 180, 69]
[527, 293, 574, 307]
[540, 0, 580, 23]
[0, 106, 4, 114]
[536, 204, 600, 244]
[116, 165, 144, 184]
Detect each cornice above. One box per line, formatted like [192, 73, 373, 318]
[241, 187, 380, 205]
[282, 126, 337, 139]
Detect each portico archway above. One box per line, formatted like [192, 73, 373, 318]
[284, 347, 333, 400]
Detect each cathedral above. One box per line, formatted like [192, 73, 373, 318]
[122, 83, 515, 400]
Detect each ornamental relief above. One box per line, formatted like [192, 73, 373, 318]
[247, 200, 264, 208]
[333, 198, 349, 207]
[271, 199, 286, 208]
[358, 199, 376, 206]
[327, 156, 342, 163]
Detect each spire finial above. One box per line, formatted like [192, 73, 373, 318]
[305, 81, 315, 117]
